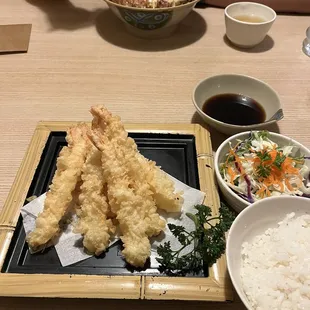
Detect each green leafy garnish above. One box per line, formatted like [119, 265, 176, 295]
[233, 176, 240, 186]
[273, 152, 287, 169]
[257, 130, 269, 140]
[236, 137, 253, 156]
[257, 164, 272, 178]
[256, 150, 272, 162]
[227, 155, 235, 163]
[290, 155, 305, 163]
[156, 203, 236, 276]
[256, 150, 288, 177]
[256, 150, 272, 178]
[219, 165, 225, 177]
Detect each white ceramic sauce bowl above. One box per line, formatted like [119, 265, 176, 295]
[226, 196, 310, 310]
[225, 2, 276, 48]
[192, 74, 282, 135]
[214, 131, 310, 213]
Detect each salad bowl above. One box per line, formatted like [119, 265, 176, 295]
[214, 131, 310, 212]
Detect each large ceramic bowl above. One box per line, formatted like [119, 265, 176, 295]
[192, 74, 283, 135]
[226, 196, 310, 310]
[104, 0, 199, 39]
[214, 131, 310, 213]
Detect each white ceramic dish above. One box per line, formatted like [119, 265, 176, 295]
[192, 74, 282, 135]
[104, 0, 199, 39]
[214, 131, 310, 213]
[225, 2, 276, 48]
[226, 196, 310, 310]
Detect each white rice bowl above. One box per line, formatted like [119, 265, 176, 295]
[226, 196, 310, 310]
[241, 212, 310, 309]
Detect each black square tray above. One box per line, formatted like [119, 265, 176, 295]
[2, 132, 200, 276]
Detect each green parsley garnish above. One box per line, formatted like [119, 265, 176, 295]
[256, 150, 272, 162]
[255, 150, 288, 178]
[156, 203, 236, 276]
[273, 152, 287, 169]
[257, 164, 272, 178]
[256, 150, 272, 178]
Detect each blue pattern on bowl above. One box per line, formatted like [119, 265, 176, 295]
[118, 9, 172, 30]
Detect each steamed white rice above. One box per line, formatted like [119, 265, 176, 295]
[241, 212, 310, 310]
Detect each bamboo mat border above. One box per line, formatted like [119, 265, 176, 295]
[0, 122, 232, 301]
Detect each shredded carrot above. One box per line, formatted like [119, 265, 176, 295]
[285, 178, 294, 191]
[225, 141, 305, 198]
[227, 166, 237, 184]
[256, 185, 272, 198]
[282, 157, 299, 174]
[257, 186, 266, 198]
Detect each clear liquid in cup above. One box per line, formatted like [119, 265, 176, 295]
[233, 15, 266, 23]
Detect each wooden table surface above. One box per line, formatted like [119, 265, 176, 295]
[0, 0, 309, 308]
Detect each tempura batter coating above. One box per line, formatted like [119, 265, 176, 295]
[92, 136, 165, 266]
[90, 107, 166, 267]
[27, 123, 90, 249]
[91, 105, 183, 212]
[74, 146, 115, 255]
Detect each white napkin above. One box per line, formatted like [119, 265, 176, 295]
[21, 175, 205, 267]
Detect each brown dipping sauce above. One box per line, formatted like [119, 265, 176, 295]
[202, 93, 266, 126]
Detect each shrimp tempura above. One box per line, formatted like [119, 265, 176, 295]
[90, 107, 166, 267]
[27, 123, 90, 249]
[74, 146, 115, 255]
[90, 105, 183, 212]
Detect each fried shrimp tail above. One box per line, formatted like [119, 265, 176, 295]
[26, 105, 183, 268]
[27, 123, 90, 249]
[90, 105, 184, 212]
[90, 106, 166, 267]
[74, 146, 115, 255]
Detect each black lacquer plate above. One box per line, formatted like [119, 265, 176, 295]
[2, 132, 200, 276]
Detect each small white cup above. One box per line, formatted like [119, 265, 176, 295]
[225, 2, 276, 48]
